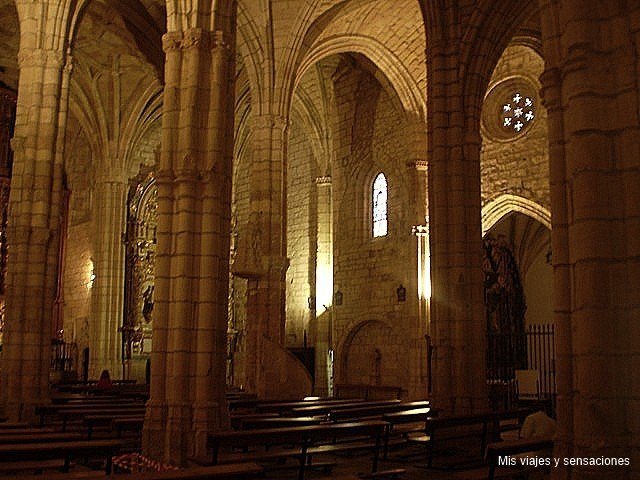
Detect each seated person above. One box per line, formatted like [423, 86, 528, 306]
[520, 410, 556, 439]
[97, 369, 113, 391]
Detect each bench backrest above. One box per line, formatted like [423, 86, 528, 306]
[425, 412, 492, 431]
[208, 420, 388, 449]
[292, 399, 401, 415]
[0, 439, 123, 458]
[306, 420, 387, 444]
[254, 398, 363, 413]
[0, 432, 83, 444]
[329, 401, 430, 421]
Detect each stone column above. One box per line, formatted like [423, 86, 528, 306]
[538, 2, 638, 478]
[241, 113, 290, 398]
[312, 175, 332, 396]
[143, 24, 235, 465]
[90, 171, 128, 378]
[1, 46, 68, 421]
[405, 159, 428, 400]
[425, 36, 487, 413]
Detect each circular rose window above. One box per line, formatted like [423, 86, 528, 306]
[501, 92, 535, 133]
[482, 78, 538, 142]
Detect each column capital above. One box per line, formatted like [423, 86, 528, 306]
[412, 224, 428, 236]
[250, 113, 289, 132]
[17, 48, 64, 70]
[182, 28, 209, 50]
[162, 31, 184, 53]
[315, 175, 332, 186]
[211, 30, 232, 52]
[407, 160, 428, 171]
[94, 170, 128, 185]
[155, 167, 204, 185]
[162, 29, 232, 54]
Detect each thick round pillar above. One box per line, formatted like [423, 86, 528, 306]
[143, 23, 236, 465]
[425, 37, 487, 413]
[1, 47, 67, 421]
[539, 2, 639, 478]
[90, 171, 128, 378]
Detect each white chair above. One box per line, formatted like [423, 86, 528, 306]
[515, 369, 540, 400]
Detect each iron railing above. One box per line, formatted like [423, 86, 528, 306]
[487, 323, 556, 414]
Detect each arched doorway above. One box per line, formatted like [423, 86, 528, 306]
[483, 211, 555, 410]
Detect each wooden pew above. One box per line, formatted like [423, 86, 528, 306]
[58, 406, 146, 431]
[406, 409, 533, 468]
[0, 427, 55, 435]
[0, 432, 83, 444]
[37, 401, 144, 426]
[0, 438, 124, 474]
[291, 399, 401, 417]
[239, 416, 324, 429]
[113, 416, 145, 438]
[334, 384, 404, 400]
[0, 422, 31, 430]
[206, 420, 388, 480]
[254, 397, 364, 414]
[381, 407, 435, 458]
[84, 413, 145, 439]
[408, 412, 494, 468]
[230, 412, 279, 429]
[51, 395, 119, 404]
[490, 408, 533, 441]
[328, 400, 430, 422]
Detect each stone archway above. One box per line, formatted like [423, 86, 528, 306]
[340, 319, 407, 388]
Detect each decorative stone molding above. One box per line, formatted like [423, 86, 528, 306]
[9, 136, 24, 158]
[407, 160, 427, 171]
[162, 32, 183, 53]
[163, 30, 233, 54]
[481, 194, 551, 234]
[17, 48, 64, 69]
[182, 28, 209, 50]
[211, 30, 231, 52]
[172, 168, 202, 184]
[94, 170, 128, 185]
[412, 224, 428, 236]
[250, 114, 289, 132]
[315, 175, 332, 186]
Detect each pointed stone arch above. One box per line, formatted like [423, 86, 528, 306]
[482, 194, 551, 234]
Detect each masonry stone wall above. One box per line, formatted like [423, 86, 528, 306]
[481, 45, 550, 211]
[285, 119, 316, 347]
[62, 222, 93, 354]
[332, 64, 414, 391]
[229, 141, 251, 387]
[63, 121, 95, 355]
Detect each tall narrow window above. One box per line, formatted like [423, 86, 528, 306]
[372, 173, 388, 237]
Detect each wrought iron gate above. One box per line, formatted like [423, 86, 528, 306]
[487, 323, 556, 413]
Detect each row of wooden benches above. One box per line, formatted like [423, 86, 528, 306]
[0, 419, 263, 479]
[199, 401, 551, 480]
[20, 392, 553, 480]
